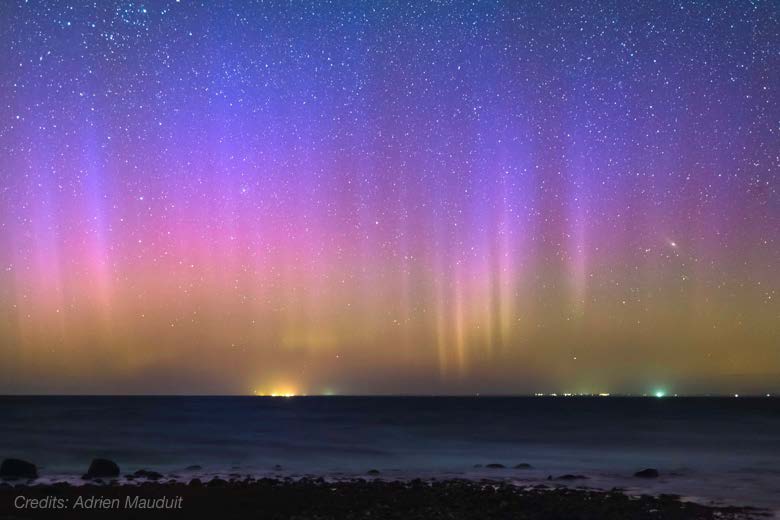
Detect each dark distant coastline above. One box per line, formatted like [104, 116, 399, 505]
[0, 478, 767, 520]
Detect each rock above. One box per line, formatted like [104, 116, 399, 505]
[207, 477, 227, 487]
[185, 465, 202, 471]
[634, 468, 659, 478]
[367, 469, 381, 475]
[555, 474, 588, 480]
[82, 459, 120, 479]
[189, 478, 202, 487]
[0, 459, 38, 479]
[132, 469, 163, 480]
[514, 463, 533, 469]
[485, 463, 506, 469]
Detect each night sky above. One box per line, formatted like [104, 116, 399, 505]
[0, 1, 777, 395]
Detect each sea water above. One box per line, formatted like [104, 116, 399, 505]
[1, 396, 778, 512]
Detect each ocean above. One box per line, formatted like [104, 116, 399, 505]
[1, 396, 778, 513]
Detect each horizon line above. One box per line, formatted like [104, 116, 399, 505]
[0, 393, 775, 398]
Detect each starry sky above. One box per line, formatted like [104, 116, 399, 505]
[0, 0, 778, 395]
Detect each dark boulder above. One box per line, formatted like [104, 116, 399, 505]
[514, 463, 533, 469]
[367, 469, 381, 475]
[634, 468, 659, 478]
[485, 463, 506, 469]
[189, 478, 202, 487]
[82, 459, 120, 479]
[0, 459, 38, 479]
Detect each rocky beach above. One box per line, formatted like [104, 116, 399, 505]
[0, 475, 768, 520]
[0, 455, 772, 520]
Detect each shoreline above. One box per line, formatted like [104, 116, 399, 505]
[0, 478, 769, 520]
[3, 461, 777, 516]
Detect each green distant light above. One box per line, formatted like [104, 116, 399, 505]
[655, 391, 665, 398]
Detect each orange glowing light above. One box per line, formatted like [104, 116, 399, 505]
[254, 385, 299, 398]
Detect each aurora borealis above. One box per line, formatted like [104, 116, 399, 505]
[0, 0, 777, 395]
